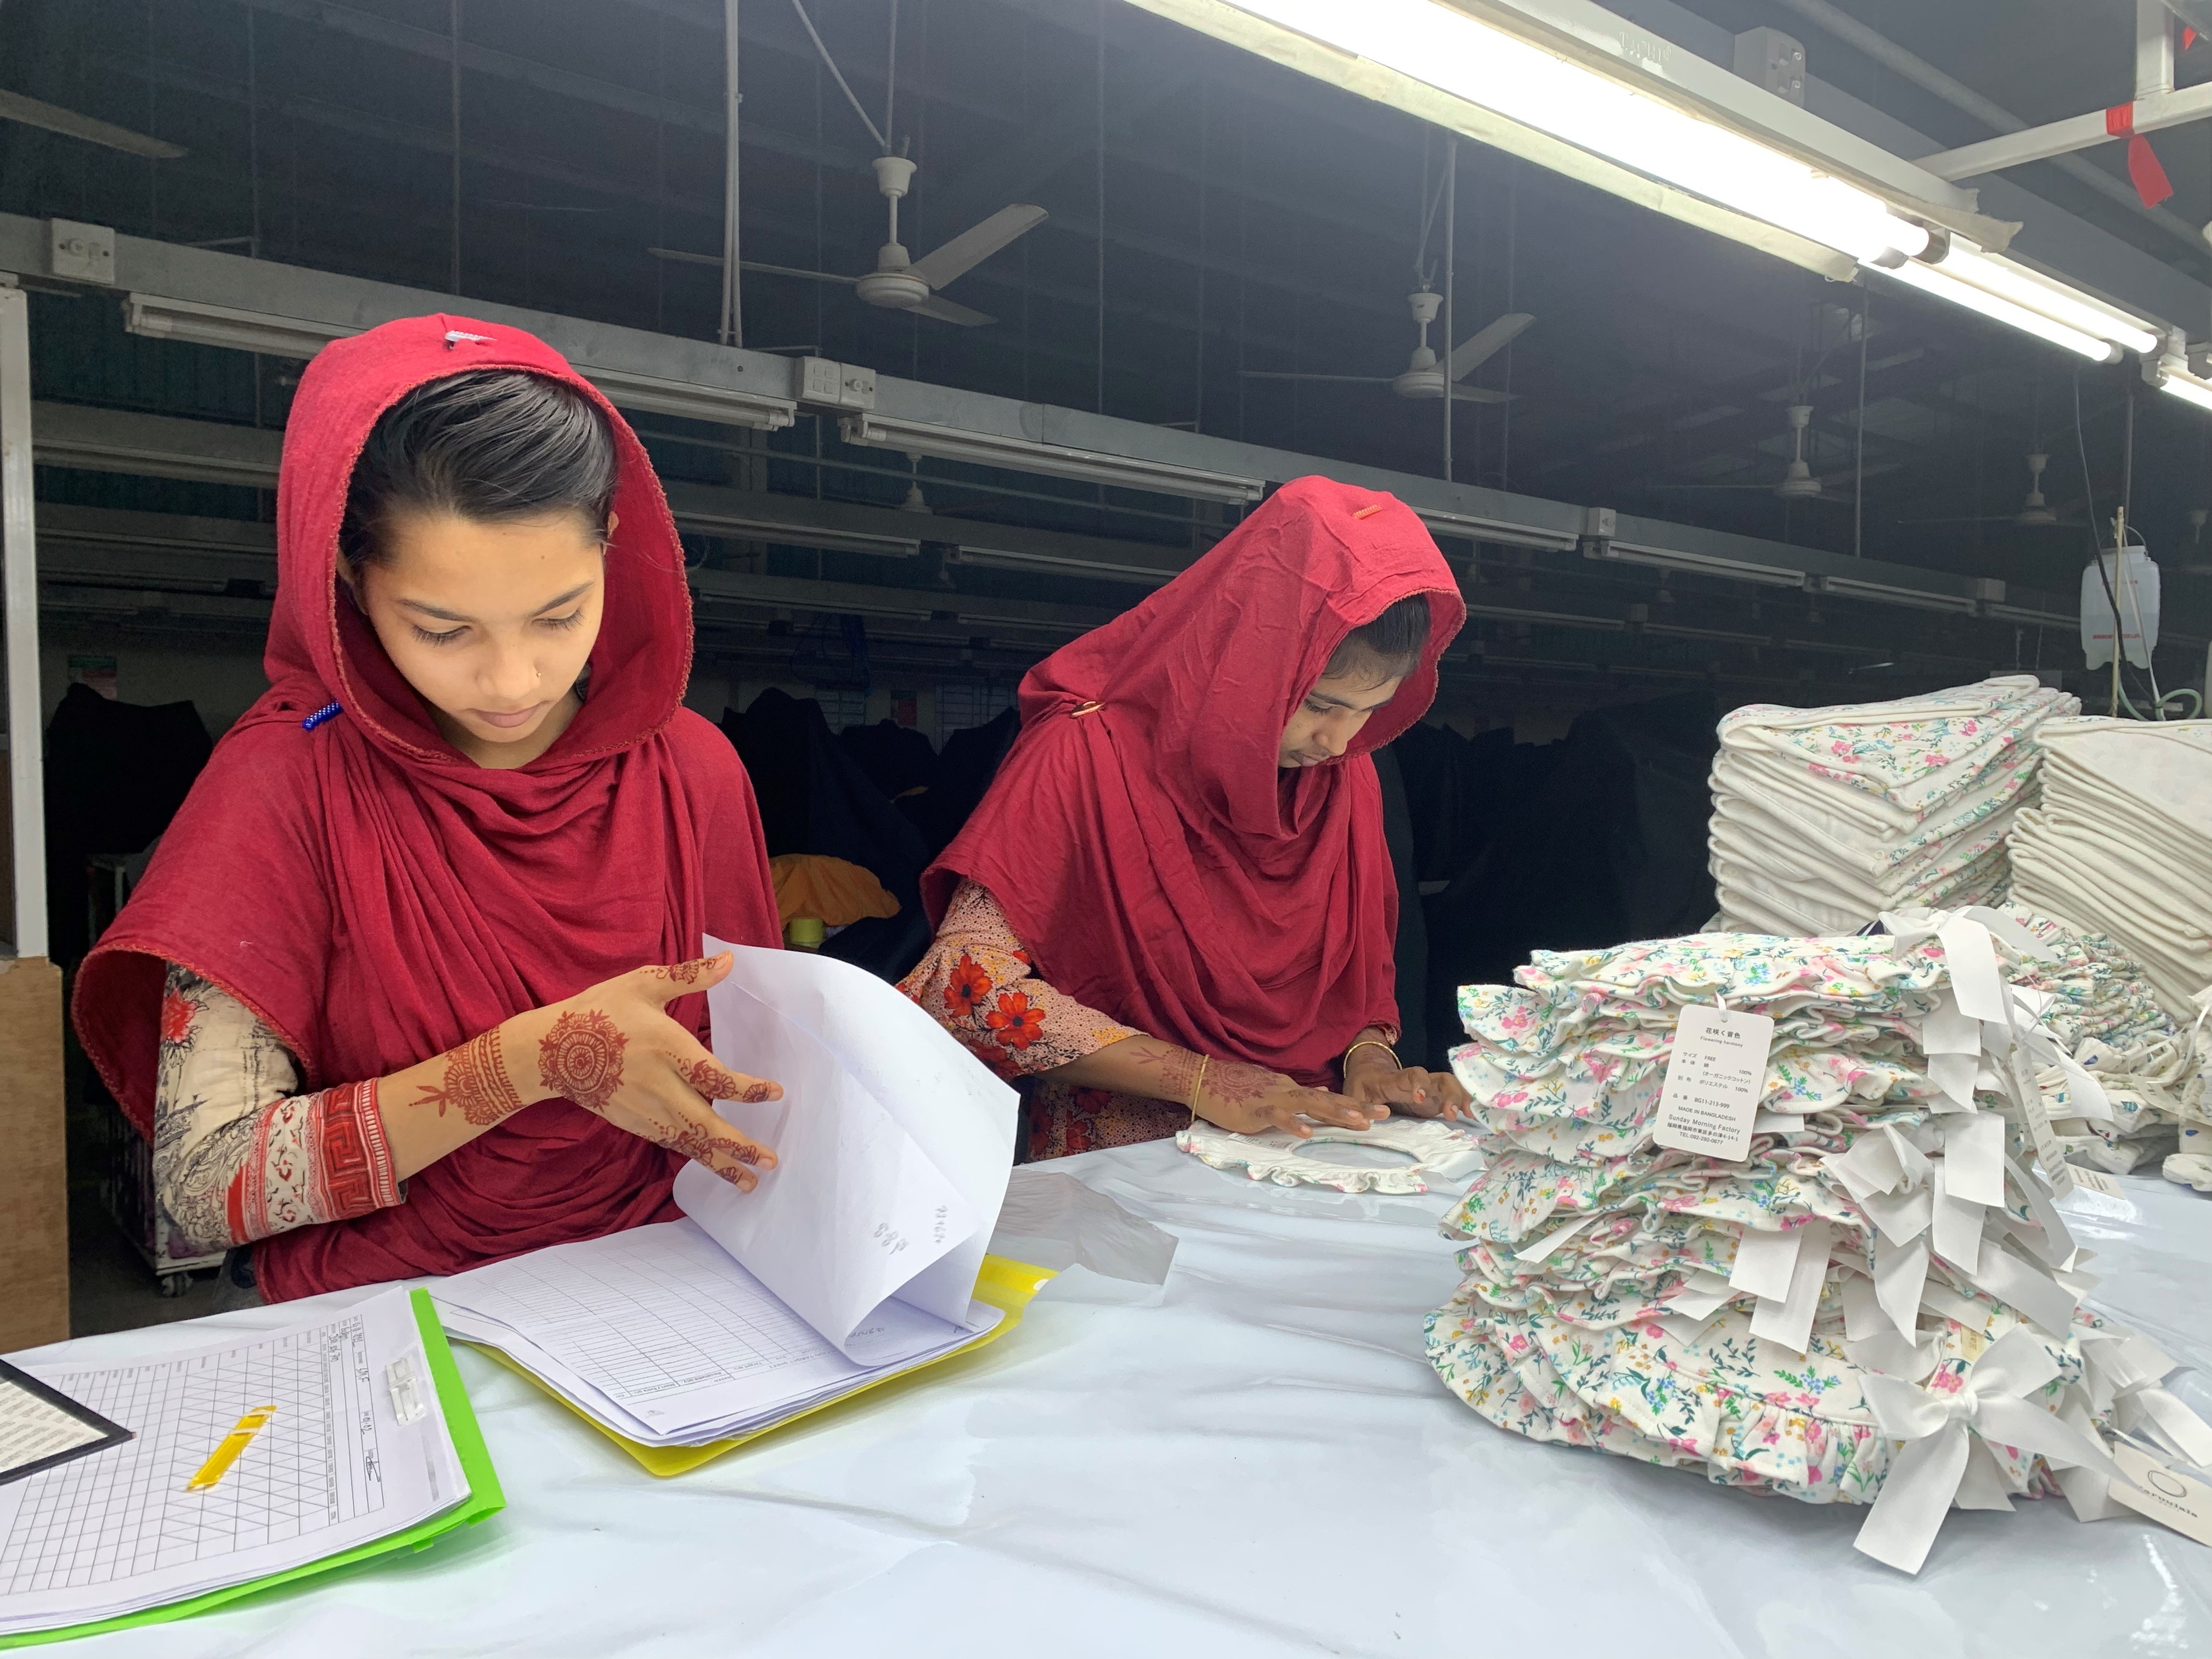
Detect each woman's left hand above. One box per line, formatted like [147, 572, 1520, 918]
[1342, 1048, 1471, 1120]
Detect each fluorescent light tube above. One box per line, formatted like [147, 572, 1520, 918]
[1587, 540, 1809, 589]
[1933, 242, 2162, 357]
[1877, 261, 2119, 362]
[1213, 0, 1929, 266]
[124, 295, 347, 359]
[2155, 366, 2212, 413]
[842, 414, 1265, 503]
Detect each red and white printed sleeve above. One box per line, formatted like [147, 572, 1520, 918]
[898, 879, 1138, 1081]
[153, 963, 403, 1252]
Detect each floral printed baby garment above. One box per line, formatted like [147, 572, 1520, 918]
[2002, 907, 2198, 1175]
[1426, 913, 2212, 1575]
[2010, 716, 2212, 1022]
[1709, 676, 2079, 936]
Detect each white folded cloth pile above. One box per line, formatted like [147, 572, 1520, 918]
[2009, 717, 2212, 1023]
[1427, 909, 2212, 1575]
[1711, 676, 2079, 936]
[2005, 908, 2188, 1175]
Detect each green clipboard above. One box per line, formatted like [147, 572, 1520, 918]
[0, 1288, 505, 1649]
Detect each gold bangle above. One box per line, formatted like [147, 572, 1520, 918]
[1187, 1054, 1210, 1114]
[1344, 1039, 1400, 1074]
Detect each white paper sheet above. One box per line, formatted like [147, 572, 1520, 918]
[433, 1221, 996, 1446]
[673, 941, 1018, 1363]
[0, 1289, 464, 1637]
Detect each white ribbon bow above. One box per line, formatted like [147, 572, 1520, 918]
[1854, 1325, 2121, 1575]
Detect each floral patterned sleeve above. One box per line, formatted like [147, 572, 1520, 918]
[153, 964, 403, 1254]
[898, 880, 1139, 1081]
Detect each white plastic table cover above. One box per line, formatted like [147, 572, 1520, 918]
[14, 1139, 2211, 1658]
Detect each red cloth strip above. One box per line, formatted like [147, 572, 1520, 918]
[2107, 103, 2175, 208]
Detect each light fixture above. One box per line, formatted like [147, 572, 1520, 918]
[950, 543, 1183, 586]
[2153, 360, 2212, 414]
[1583, 538, 1809, 590]
[1199, 0, 1930, 267]
[1877, 259, 2119, 363]
[1928, 241, 2162, 357]
[1416, 506, 1578, 551]
[576, 365, 794, 432]
[1175, 1, 2183, 367]
[662, 504, 921, 558]
[123, 294, 347, 359]
[842, 414, 1265, 503]
[125, 294, 797, 431]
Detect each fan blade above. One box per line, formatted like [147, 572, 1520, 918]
[911, 294, 995, 326]
[1447, 312, 1534, 380]
[0, 89, 185, 159]
[1448, 383, 1515, 405]
[907, 205, 1048, 291]
[1238, 372, 1396, 382]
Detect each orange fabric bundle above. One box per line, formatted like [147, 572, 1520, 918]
[769, 854, 901, 927]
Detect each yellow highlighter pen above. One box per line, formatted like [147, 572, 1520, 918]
[185, 1405, 278, 1492]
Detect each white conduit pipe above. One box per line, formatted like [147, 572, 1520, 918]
[1770, 0, 2212, 262]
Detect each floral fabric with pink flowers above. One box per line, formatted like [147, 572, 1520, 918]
[1425, 928, 2148, 1519]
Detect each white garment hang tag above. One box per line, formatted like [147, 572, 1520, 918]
[1938, 916, 2010, 1024]
[1921, 992, 1982, 1056]
[1514, 1211, 1598, 1263]
[1874, 1232, 1930, 1341]
[1944, 1113, 2008, 1207]
[1663, 1270, 1735, 1321]
[2109, 1443, 2212, 1547]
[1652, 1004, 1776, 1164]
[1729, 1223, 1806, 1303]
[1750, 1222, 1829, 1356]
[1929, 1164, 1985, 1275]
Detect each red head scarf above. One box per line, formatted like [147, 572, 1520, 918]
[926, 476, 1464, 1086]
[73, 314, 781, 1302]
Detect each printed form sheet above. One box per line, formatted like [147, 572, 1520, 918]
[0, 1289, 464, 1636]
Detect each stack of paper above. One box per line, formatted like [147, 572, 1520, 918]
[0, 1288, 496, 1641]
[435, 942, 1019, 1448]
[1709, 676, 2078, 935]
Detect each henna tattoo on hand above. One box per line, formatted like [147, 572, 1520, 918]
[1124, 1046, 1204, 1106]
[675, 1057, 775, 1104]
[539, 1009, 628, 1110]
[666, 1123, 768, 1186]
[417, 1029, 525, 1126]
[1197, 1059, 1287, 1108]
[659, 957, 713, 986]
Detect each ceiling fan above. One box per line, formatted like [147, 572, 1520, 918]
[1239, 289, 1531, 404]
[652, 2, 1043, 325]
[1650, 405, 1860, 504]
[1895, 452, 2075, 528]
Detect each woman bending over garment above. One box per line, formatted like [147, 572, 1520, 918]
[74, 316, 786, 1304]
[901, 476, 1471, 1161]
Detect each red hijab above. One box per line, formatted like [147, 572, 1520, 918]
[74, 314, 781, 1302]
[926, 476, 1463, 1087]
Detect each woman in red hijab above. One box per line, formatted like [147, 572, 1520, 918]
[901, 476, 1470, 1161]
[74, 314, 785, 1305]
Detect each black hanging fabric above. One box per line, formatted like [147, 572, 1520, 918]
[1371, 743, 1429, 1076]
[45, 684, 214, 967]
[906, 707, 1020, 857]
[1415, 693, 1719, 1068]
[838, 719, 940, 802]
[720, 690, 933, 981]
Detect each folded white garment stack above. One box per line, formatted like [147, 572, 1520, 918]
[1711, 676, 2079, 936]
[1427, 911, 2212, 1576]
[2008, 716, 2212, 1023]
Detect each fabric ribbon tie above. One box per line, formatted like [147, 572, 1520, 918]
[2106, 104, 2175, 208]
[1854, 1325, 2121, 1574]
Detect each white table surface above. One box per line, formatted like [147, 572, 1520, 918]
[12, 1141, 2211, 1659]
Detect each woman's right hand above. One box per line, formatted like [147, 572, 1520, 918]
[507, 952, 785, 1190]
[1192, 1058, 1386, 1139]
